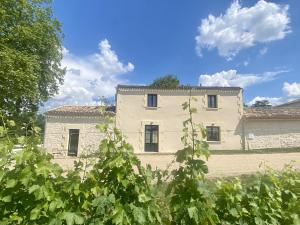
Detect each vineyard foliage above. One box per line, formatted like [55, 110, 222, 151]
[1, 102, 300, 225]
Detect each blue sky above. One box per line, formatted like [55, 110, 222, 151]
[47, 0, 300, 108]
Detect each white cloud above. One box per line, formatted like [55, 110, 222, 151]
[199, 69, 285, 88]
[248, 81, 300, 106]
[61, 46, 69, 56]
[259, 47, 268, 56]
[247, 96, 285, 106]
[243, 60, 249, 66]
[195, 0, 290, 59]
[282, 82, 300, 97]
[44, 39, 134, 110]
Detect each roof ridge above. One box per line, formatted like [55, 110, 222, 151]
[117, 84, 242, 90]
[44, 105, 66, 113]
[244, 107, 300, 119]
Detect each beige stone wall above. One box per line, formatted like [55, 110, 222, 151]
[116, 88, 244, 152]
[44, 116, 104, 157]
[244, 119, 300, 150]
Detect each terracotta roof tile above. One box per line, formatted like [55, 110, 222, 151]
[244, 107, 300, 119]
[275, 99, 300, 108]
[44, 105, 115, 116]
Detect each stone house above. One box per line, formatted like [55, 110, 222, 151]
[43, 105, 115, 157]
[116, 85, 300, 152]
[43, 85, 300, 158]
[116, 85, 244, 152]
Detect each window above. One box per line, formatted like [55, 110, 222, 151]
[147, 94, 157, 107]
[145, 125, 159, 152]
[68, 129, 79, 156]
[206, 126, 220, 141]
[207, 95, 217, 108]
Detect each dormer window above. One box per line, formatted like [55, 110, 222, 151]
[147, 94, 157, 107]
[208, 95, 217, 108]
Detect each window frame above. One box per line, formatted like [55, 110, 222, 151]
[147, 94, 158, 107]
[144, 125, 159, 152]
[206, 126, 220, 142]
[68, 129, 80, 156]
[207, 95, 218, 108]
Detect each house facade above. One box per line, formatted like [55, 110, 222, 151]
[43, 85, 300, 160]
[116, 85, 244, 152]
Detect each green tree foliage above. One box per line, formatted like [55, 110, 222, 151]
[35, 114, 45, 136]
[252, 100, 272, 108]
[0, 0, 65, 120]
[150, 75, 180, 88]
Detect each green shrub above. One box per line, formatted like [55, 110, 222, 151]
[0, 116, 162, 225]
[1, 110, 300, 225]
[83, 126, 162, 225]
[214, 167, 300, 225]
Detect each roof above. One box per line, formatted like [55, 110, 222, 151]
[244, 107, 300, 119]
[44, 105, 115, 116]
[276, 99, 300, 108]
[117, 84, 242, 91]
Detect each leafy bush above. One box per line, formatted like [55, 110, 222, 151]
[0, 115, 162, 225]
[83, 125, 162, 225]
[1, 108, 300, 225]
[214, 167, 300, 225]
[0, 116, 86, 224]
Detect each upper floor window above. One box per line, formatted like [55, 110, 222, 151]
[68, 129, 79, 156]
[206, 126, 220, 142]
[145, 125, 159, 152]
[147, 94, 157, 107]
[208, 95, 217, 108]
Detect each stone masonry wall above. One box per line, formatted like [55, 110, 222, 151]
[244, 119, 300, 150]
[44, 116, 104, 157]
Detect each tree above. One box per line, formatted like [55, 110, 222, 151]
[252, 100, 272, 108]
[150, 75, 180, 88]
[0, 0, 65, 120]
[35, 114, 45, 136]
